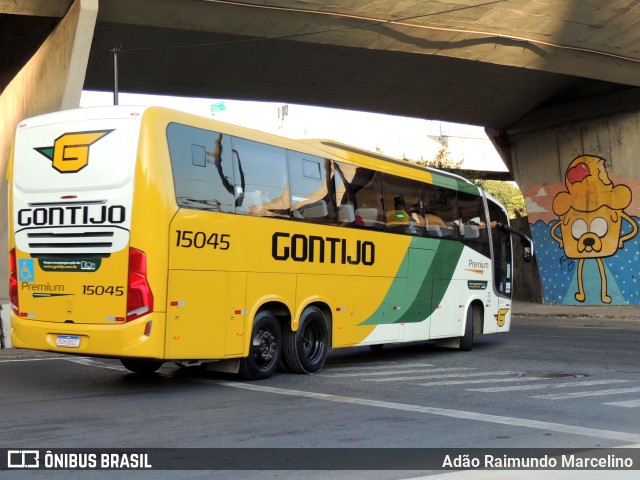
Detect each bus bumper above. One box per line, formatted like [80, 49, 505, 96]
[10, 312, 166, 359]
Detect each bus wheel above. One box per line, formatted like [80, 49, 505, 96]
[283, 306, 328, 374]
[459, 306, 478, 351]
[120, 358, 163, 374]
[239, 311, 282, 380]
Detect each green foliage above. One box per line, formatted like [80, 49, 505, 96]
[475, 180, 526, 219]
[415, 145, 463, 170]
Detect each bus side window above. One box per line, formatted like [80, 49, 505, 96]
[382, 173, 424, 236]
[458, 191, 490, 257]
[231, 137, 290, 218]
[288, 152, 336, 224]
[334, 162, 385, 231]
[423, 184, 458, 239]
[167, 123, 235, 213]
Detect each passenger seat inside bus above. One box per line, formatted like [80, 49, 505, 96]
[425, 213, 445, 237]
[338, 204, 355, 223]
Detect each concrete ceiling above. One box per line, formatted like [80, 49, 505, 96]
[2, 0, 640, 129]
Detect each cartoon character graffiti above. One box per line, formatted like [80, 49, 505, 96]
[551, 155, 638, 303]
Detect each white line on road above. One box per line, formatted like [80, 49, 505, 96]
[604, 399, 640, 408]
[419, 376, 548, 387]
[0, 357, 72, 363]
[321, 367, 474, 378]
[534, 387, 640, 400]
[323, 363, 435, 373]
[469, 383, 560, 393]
[365, 371, 514, 382]
[555, 325, 625, 330]
[212, 380, 640, 444]
[469, 379, 629, 393]
[67, 357, 129, 372]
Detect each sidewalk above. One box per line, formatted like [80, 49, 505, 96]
[512, 300, 640, 321]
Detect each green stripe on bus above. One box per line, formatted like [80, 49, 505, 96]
[359, 239, 463, 325]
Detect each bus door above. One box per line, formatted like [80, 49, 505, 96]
[488, 200, 514, 332]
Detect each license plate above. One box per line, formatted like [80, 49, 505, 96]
[56, 335, 80, 348]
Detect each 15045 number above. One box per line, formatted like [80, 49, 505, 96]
[175, 230, 231, 250]
[83, 285, 124, 296]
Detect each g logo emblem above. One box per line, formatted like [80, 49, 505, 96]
[35, 130, 113, 173]
[496, 308, 509, 327]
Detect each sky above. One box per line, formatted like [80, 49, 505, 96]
[80, 91, 507, 172]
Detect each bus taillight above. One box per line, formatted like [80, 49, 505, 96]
[127, 248, 154, 322]
[9, 249, 19, 314]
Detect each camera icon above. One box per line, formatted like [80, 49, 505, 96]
[7, 450, 40, 468]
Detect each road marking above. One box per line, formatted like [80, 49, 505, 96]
[605, 399, 640, 408]
[321, 368, 460, 378]
[67, 357, 129, 372]
[366, 371, 514, 382]
[0, 357, 71, 363]
[323, 363, 435, 373]
[469, 379, 629, 393]
[534, 387, 640, 400]
[469, 383, 560, 392]
[555, 325, 625, 330]
[65, 358, 640, 443]
[419, 376, 547, 387]
[212, 380, 640, 444]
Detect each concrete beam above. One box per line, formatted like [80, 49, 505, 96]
[0, 0, 98, 303]
[88, 0, 640, 87]
[0, 0, 72, 17]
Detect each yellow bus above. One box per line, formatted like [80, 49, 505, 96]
[7, 106, 532, 379]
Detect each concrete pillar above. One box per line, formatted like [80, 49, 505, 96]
[0, 0, 98, 345]
[507, 89, 640, 305]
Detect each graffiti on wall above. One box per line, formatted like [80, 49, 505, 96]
[525, 155, 640, 305]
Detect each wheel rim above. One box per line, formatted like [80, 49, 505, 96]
[300, 314, 323, 362]
[252, 325, 277, 369]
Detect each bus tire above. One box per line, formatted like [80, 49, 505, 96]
[283, 306, 328, 374]
[459, 306, 476, 351]
[239, 311, 282, 380]
[120, 358, 163, 374]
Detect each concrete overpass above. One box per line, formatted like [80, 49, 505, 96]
[2, 0, 640, 309]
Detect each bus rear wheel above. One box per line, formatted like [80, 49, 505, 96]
[120, 358, 163, 374]
[239, 311, 282, 380]
[283, 306, 328, 374]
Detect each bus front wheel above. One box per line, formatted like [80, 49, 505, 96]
[120, 358, 163, 374]
[239, 311, 282, 380]
[459, 305, 480, 351]
[283, 306, 328, 374]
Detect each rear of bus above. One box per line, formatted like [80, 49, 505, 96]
[8, 107, 161, 360]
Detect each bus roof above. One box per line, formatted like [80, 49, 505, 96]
[16, 105, 482, 196]
[300, 138, 481, 195]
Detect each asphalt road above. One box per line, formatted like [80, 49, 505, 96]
[1, 315, 639, 479]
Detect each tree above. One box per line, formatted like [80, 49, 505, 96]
[415, 145, 463, 170]
[475, 180, 526, 219]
